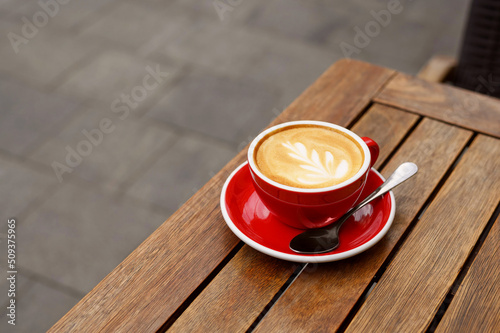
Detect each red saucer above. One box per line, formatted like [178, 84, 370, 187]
[220, 163, 395, 263]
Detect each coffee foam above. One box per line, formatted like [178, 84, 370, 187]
[255, 125, 364, 189]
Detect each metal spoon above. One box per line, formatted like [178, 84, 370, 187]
[290, 162, 418, 254]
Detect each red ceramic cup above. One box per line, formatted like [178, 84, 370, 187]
[248, 120, 379, 229]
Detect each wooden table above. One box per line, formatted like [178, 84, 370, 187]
[50, 59, 500, 332]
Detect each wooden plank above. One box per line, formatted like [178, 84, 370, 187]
[254, 118, 472, 333]
[345, 135, 500, 333]
[417, 55, 456, 83]
[272, 58, 396, 126]
[375, 73, 500, 138]
[167, 104, 417, 332]
[350, 104, 419, 170]
[168, 246, 298, 332]
[49, 59, 394, 333]
[436, 213, 500, 333]
[51, 152, 247, 333]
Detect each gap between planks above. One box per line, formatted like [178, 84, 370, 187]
[426, 201, 500, 332]
[345, 69, 398, 130]
[373, 101, 500, 141]
[48, 60, 398, 333]
[157, 95, 383, 333]
[246, 263, 308, 333]
[156, 242, 245, 333]
[155, 61, 398, 333]
[342, 134, 500, 332]
[246, 104, 422, 331]
[335, 132, 478, 333]
[376, 115, 423, 172]
[166, 102, 421, 332]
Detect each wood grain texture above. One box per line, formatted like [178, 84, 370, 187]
[254, 119, 472, 333]
[168, 246, 298, 332]
[167, 103, 418, 333]
[375, 73, 500, 137]
[436, 214, 500, 333]
[346, 135, 500, 333]
[417, 55, 456, 83]
[272, 58, 395, 126]
[49, 151, 247, 333]
[350, 104, 419, 170]
[49, 59, 394, 333]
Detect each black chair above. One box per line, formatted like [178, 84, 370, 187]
[454, 0, 500, 98]
[418, 0, 500, 99]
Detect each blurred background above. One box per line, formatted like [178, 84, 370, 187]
[0, 0, 470, 331]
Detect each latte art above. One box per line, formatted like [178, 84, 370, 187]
[282, 141, 349, 185]
[255, 126, 364, 188]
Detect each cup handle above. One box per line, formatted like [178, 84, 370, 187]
[362, 137, 379, 168]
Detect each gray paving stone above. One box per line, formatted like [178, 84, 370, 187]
[331, 19, 434, 75]
[80, 2, 188, 50]
[247, 37, 338, 107]
[0, 156, 55, 218]
[0, 279, 80, 333]
[0, 23, 99, 86]
[347, 7, 436, 73]
[245, 0, 350, 44]
[0, 273, 31, 309]
[135, 6, 200, 57]
[147, 16, 274, 76]
[6, 0, 119, 30]
[127, 133, 235, 212]
[0, 0, 14, 8]
[174, 0, 263, 23]
[0, 230, 32, 314]
[145, 70, 279, 144]
[30, 108, 177, 191]
[427, 1, 470, 57]
[56, 50, 180, 105]
[321, 2, 385, 52]
[0, 1, 471, 330]
[0, 0, 19, 17]
[325, 0, 470, 75]
[0, 79, 80, 155]
[16, 183, 170, 294]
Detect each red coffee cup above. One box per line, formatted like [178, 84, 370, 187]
[248, 120, 379, 229]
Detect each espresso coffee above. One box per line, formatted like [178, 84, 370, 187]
[254, 125, 364, 189]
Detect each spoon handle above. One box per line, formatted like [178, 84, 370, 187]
[289, 162, 419, 254]
[325, 163, 418, 235]
[354, 162, 418, 212]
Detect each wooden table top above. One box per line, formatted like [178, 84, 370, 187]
[50, 59, 500, 333]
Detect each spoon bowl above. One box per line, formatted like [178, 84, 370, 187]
[289, 228, 339, 254]
[290, 162, 418, 254]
